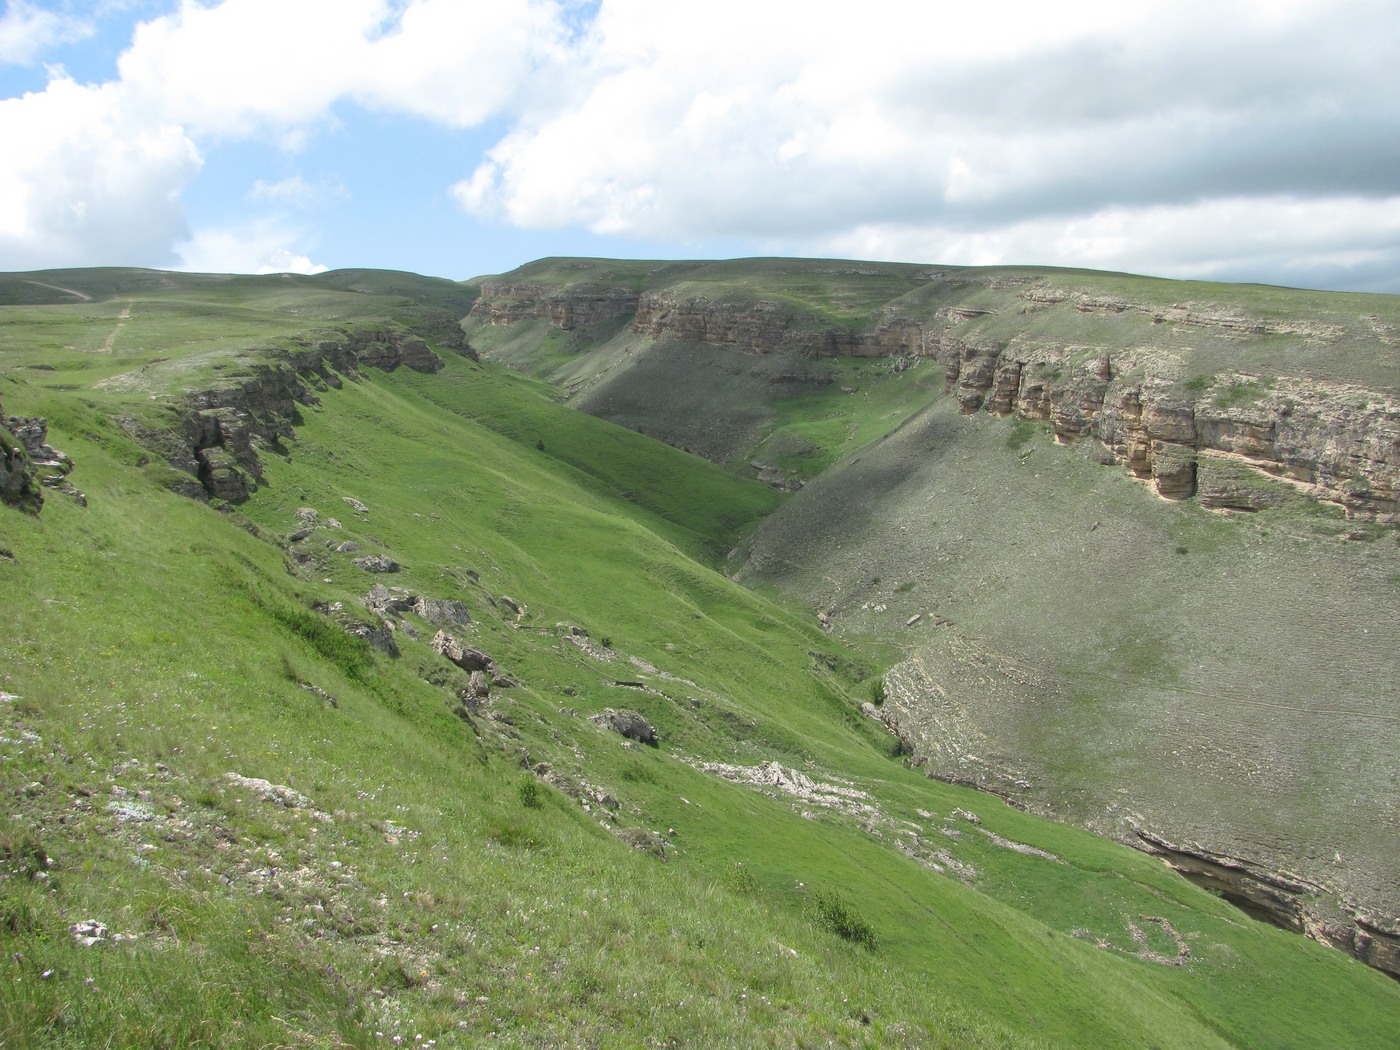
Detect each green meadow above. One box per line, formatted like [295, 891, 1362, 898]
[1, 269, 1397, 1047]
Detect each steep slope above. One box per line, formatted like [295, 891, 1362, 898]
[4, 270, 1399, 1046]
[467, 257, 1400, 977]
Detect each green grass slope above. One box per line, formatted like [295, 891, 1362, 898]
[1, 273, 1398, 1047]
[467, 257, 1400, 967]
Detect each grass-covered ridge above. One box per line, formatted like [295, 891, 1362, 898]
[2, 268, 1398, 1047]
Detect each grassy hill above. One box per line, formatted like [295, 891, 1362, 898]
[1, 267, 1398, 1047]
[465, 257, 1400, 980]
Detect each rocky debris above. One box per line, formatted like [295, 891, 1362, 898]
[354, 554, 400, 574]
[589, 708, 658, 746]
[224, 771, 317, 811]
[563, 624, 616, 661]
[976, 827, 1063, 863]
[338, 616, 399, 656]
[614, 826, 668, 860]
[69, 919, 135, 948]
[696, 759, 976, 880]
[457, 670, 492, 707]
[539, 767, 619, 817]
[40, 474, 87, 506]
[106, 797, 160, 823]
[363, 584, 415, 616]
[296, 507, 319, 524]
[297, 681, 338, 708]
[700, 761, 877, 819]
[751, 461, 805, 492]
[431, 630, 495, 673]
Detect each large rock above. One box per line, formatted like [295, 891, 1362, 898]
[589, 708, 658, 747]
[431, 630, 495, 673]
[413, 596, 473, 628]
[354, 554, 401, 574]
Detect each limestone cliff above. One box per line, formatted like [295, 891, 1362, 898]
[935, 338, 1400, 523]
[1, 397, 77, 514]
[118, 321, 464, 503]
[469, 280, 640, 330]
[471, 268, 1400, 524]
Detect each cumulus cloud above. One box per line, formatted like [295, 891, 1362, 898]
[2, 0, 1396, 284]
[456, 0, 1400, 288]
[0, 0, 563, 270]
[248, 173, 349, 208]
[177, 221, 328, 275]
[0, 2, 92, 65]
[114, 0, 568, 137]
[0, 76, 200, 270]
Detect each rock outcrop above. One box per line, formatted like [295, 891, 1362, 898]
[1, 404, 78, 513]
[935, 342, 1400, 522]
[116, 320, 463, 504]
[1133, 828, 1400, 978]
[430, 630, 496, 674]
[471, 274, 1400, 523]
[469, 281, 640, 330]
[589, 708, 658, 746]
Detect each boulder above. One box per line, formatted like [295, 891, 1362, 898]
[412, 595, 473, 628]
[589, 708, 658, 747]
[353, 554, 400, 573]
[431, 630, 495, 673]
[339, 617, 399, 656]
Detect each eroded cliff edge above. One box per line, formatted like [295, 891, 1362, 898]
[472, 271, 1400, 524]
[470, 261, 1400, 978]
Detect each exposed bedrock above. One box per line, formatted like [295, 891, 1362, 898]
[1131, 829, 1400, 978]
[471, 281, 1398, 522]
[938, 339, 1398, 520]
[117, 323, 458, 503]
[469, 281, 641, 329]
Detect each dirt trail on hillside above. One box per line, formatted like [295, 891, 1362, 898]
[99, 302, 133, 352]
[23, 279, 93, 301]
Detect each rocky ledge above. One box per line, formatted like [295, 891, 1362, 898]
[118, 320, 471, 503]
[1, 396, 80, 514]
[471, 278, 1399, 523]
[469, 281, 640, 330]
[1132, 828, 1400, 977]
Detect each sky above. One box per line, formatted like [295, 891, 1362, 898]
[1, 0, 1398, 291]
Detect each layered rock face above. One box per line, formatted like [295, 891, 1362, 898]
[120, 322, 464, 503]
[936, 339, 1400, 523]
[469, 281, 640, 330]
[473, 276, 1400, 524]
[1, 399, 77, 513]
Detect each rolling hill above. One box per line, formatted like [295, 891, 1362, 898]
[1, 262, 1397, 1048]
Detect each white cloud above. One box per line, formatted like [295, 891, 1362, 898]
[0, 76, 200, 270]
[813, 196, 1400, 294]
[248, 173, 349, 208]
[455, 0, 1400, 288]
[114, 0, 567, 137]
[0, 2, 92, 65]
[177, 221, 328, 274]
[2, 0, 1396, 284]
